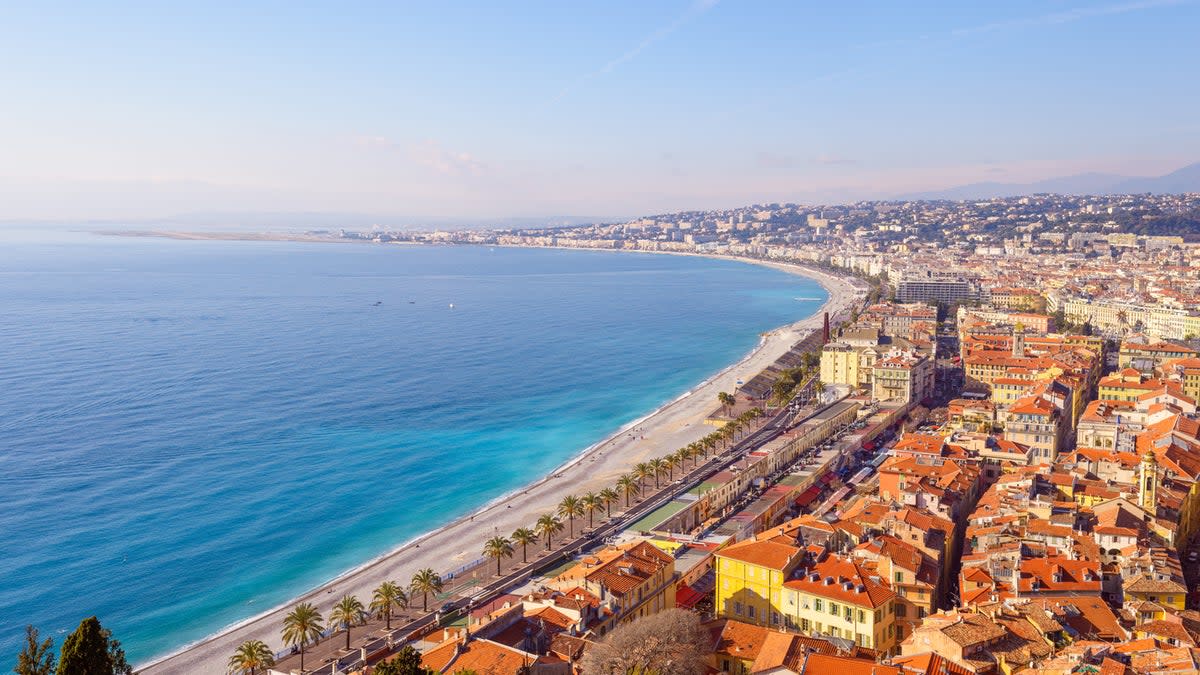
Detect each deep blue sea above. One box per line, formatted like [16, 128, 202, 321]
[0, 230, 825, 664]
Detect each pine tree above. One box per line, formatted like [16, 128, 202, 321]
[58, 616, 110, 675]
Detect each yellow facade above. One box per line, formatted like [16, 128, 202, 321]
[779, 585, 896, 652]
[714, 541, 802, 628]
[821, 346, 860, 389]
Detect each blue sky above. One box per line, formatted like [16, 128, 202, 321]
[1, 0, 1198, 222]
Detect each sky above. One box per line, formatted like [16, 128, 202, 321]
[1, 0, 1198, 224]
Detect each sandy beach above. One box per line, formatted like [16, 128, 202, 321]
[137, 251, 863, 674]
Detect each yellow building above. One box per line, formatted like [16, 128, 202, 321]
[550, 539, 676, 634]
[714, 537, 804, 627]
[780, 552, 897, 653]
[820, 342, 863, 389]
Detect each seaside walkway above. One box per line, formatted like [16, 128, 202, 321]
[274, 403, 796, 675]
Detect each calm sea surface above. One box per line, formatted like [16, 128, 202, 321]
[0, 231, 825, 662]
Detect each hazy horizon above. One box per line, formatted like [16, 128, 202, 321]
[3, 1, 1199, 222]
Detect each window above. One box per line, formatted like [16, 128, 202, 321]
[875, 609, 882, 623]
[858, 609, 866, 623]
[845, 606, 852, 621]
[748, 605, 756, 619]
[918, 607, 927, 619]
[772, 612, 780, 625]
[829, 602, 839, 616]
[815, 599, 824, 612]
[735, 601, 743, 615]
[801, 618, 810, 631]
[895, 571, 903, 583]
[1167, 596, 1175, 604]
[895, 603, 907, 618]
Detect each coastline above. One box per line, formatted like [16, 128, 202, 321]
[136, 243, 864, 674]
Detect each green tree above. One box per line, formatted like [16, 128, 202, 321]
[100, 629, 130, 675]
[280, 602, 324, 673]
[648, 458, 666, 489]
[409, 568, 443, 612]
[633, 462, 653, 490]
[580, 492, 602, 529]
[14, 625, 55, 675]
[483, 535, 513, 576]
[598, 487, 619, 517]
[616, 474, 640, 507]
[557, 495, 584, 538]
[330, 594, 367, 651]
[717, 391, 735, 415]
[227, 639, 275, 675]
[58, 616, 110, 675]
[374, 645, 431, 675]
[535, 513, 563, 550]
[511, 527, 537, 563]
[370, 581, 407, 631]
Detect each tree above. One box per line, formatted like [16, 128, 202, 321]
[101, 629, 130, 675]
[578, 609, 709, 675]
[330, 594, 367, 651]
[648, 457, 666, 489]
[58, 616, 110, 675]
[580, 492, 602, 529]
[227, 639, 275, 675]
[370, 581, 407, 630]
[598, 487, 619, 517]
[483, 535, 513, 576]
[535, 513, 563, 550]
[511, 527, 537, 563]
[616, 475, 640, 507]
[14, 625, 55, 675]
[557, 495, 584, 538]
[374, 645, 432, 675]
[633, 462, 653, 490]
[280, 602, 324, 672]
[717, 391, 735, 415]
[410, 568, 444, 612]
[663, 455, 678, 481]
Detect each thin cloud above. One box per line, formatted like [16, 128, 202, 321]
[814, 154, 858, 166]
[352, 135, 486, 176]
[408, 140, 486, 176]
[554, 0, 720, 103]
[951, 0, 1188, 37]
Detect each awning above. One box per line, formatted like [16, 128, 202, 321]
[676, 584, 706, 609]
[795, 486, 822, 507]
[820, 472, 837, 485]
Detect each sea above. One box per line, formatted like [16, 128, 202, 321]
[0, 230, 826, 664]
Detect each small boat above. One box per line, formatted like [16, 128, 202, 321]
[449, 303, 455, 309]
[373, 301, 382, 306]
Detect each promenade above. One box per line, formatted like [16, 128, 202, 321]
[139, 260, 864, 674]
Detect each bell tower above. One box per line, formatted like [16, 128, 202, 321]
[1140, 450, 1158, 514]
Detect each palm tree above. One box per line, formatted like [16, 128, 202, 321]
[228, 639, 275, 675]
[579, 492, 602, 529]
[598, 487, 619, 517]
[617, 474, 640, 507]
[483, 535, 514, 575]
[536, 513, 563, 550]
[717, 391, 735, 415]
[702, 435, 717, 459]
[370, 581, 406, 631]
[410, 568, 443, 613]
[511, 527, 537, 563]
[330, 594, 366, 651]
[281, 602, 323, 673]
[558, 495, 584, 537]
[634, 462, 653, 490]
[648, 457, 666, 488]
[662, 455, 678, 481]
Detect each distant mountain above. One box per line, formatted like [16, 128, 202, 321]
[901, 162, 1200, 200]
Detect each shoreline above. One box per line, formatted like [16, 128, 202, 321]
[136, 241, 863, 674]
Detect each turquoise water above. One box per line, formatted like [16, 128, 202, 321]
[0, 233, 825, 663]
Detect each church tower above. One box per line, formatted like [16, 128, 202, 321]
[1140, 450, 1158, 514]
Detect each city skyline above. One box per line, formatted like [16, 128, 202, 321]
[3, 0, 1199, 222]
